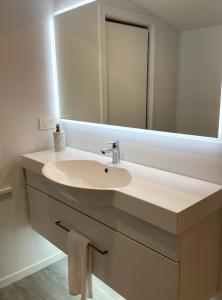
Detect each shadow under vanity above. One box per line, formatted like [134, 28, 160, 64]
[22, 147, 222, 300]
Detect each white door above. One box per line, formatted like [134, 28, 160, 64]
[106, 20, 149, 129]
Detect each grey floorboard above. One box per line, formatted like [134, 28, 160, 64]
[0, 258, 124, 300]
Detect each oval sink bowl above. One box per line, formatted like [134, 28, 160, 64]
[42, 160, 132, 190]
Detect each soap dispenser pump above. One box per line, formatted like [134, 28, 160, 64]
[53, 124, 65, 152]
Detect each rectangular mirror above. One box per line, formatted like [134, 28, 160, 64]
[54, 0, 222, 138]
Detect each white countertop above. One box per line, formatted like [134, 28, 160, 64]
[22, 147, 222, 234]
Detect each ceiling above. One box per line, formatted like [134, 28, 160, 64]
[132, 0, 222, 30]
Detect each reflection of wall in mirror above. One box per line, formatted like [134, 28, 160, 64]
[177, 25, 222, 138]
[55, 2, 101, 123]
[153, 21, 180, 133]
[55, 0, 181, 133]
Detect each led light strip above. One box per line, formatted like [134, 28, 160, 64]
[49, 17, 60, 119]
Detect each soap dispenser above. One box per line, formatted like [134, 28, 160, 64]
[53, 124, 65, 152]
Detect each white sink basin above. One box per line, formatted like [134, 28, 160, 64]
[42, 160, 132, 190]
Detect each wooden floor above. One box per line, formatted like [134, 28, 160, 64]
[0, 258, 124, 300]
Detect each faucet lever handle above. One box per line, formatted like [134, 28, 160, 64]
[109, 140, 119, 149]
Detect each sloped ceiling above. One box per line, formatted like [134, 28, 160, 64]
[132, 0, 222, 30]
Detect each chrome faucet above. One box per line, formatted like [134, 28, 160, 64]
[100, 140, 120, 164]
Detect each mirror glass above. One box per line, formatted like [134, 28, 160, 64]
[54, 0, 222, 138]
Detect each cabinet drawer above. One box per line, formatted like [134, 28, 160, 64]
[26, 170, 180, 261]
[28, 186, 179, 300]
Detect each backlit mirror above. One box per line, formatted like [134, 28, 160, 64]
[54, 0, 222, 138]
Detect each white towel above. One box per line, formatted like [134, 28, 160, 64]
[67, 230, 93, 300]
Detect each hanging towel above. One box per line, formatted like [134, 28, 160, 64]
[67, 230, 93, 300]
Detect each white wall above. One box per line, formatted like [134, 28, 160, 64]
[55, 2, 101, 122]
[0, 0, 63, 288]
[178, 26, 222, 138]
[62, 121, 222, 183]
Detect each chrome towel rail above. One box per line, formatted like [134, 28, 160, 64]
[55, 220, 108, 255]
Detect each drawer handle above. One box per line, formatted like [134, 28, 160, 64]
[55, 221, 108, 256]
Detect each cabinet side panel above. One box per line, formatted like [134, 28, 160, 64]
[179, 212, 221, 300]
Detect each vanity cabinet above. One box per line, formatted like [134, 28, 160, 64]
[22, 148, 222, 300]
[28, 186, 179, 300]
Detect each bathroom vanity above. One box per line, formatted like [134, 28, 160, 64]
[22, 148, 222, 300]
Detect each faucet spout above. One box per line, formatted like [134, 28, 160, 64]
[100, 148, 114, 155]
[100, 140, 120, 164]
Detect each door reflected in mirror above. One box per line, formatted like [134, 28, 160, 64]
[54, 0, 222, 138]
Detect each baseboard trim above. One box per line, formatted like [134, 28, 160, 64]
[0, 252, 67, 289]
